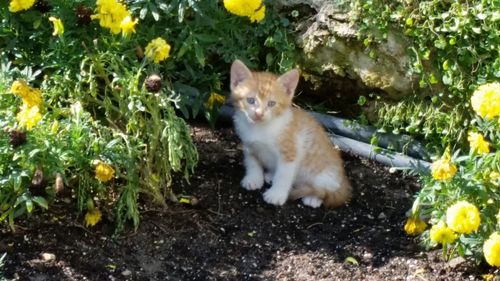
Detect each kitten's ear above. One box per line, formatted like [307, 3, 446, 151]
[277, 69, 300, 97]
[230, 60, 253, 91]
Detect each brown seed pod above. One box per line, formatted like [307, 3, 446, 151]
[9, 129, 27, 148]
[55, 173, 64, 194]
[34, 0, 51, 13]
[76, 5, 92, 26]
[135, 46, 144, 60]
[145, 74, 162, 93]
[30, 166, 47, 196]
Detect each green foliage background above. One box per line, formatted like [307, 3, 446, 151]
[0, 0, 297, 232]
[352, 0, 499, 153]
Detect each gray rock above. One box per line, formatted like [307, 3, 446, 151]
[277, 0, 420, 99]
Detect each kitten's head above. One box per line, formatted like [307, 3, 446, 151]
[230, 59, 299, 123]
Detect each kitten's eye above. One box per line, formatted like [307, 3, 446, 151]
[246, 97, 256, 105]
[267, 101, 276, 107]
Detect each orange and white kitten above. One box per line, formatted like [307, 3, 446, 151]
[230, 60, 352, 208]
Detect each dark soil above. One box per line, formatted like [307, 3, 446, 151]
[1, 123, 497, 281]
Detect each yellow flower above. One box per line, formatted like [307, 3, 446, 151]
[446, 201, 481, 234]
[17, 104, 42, 130]
[119, 15, 138, 37]
[92, 0, 132, 34]
[429, 221, 457, 244]
[9, 0, 35, 12]
[22, 88, 43, 108]
[11, 80, 43, 108]
[467, 132, 490, 155]
[11, 80, 29, 95]
[483, 232, 500, 267]
[205, 93, 226, 109]
[404, 217, 428, 236]
[223, 0, 266, 22]
[48, 17, 64, 36]
[249, 4, 266, 22]
[145, 38, 171, 64]
[471, 82, 500, 120]
[95, 162, 115, 182]
[430, 150, 457, 181]
[84, 208, 103, 227]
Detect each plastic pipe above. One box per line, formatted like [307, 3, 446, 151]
[219, 105, 431, 170]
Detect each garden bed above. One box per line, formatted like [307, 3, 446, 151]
[0, 122, 495, 281]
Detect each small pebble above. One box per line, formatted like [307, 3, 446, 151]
[121, 269, 132, 276]
[41, 252, 56, 261]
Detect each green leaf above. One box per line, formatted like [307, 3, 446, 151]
[442, 74, 452, 85]
[149, 3, 160, 21]
[434, 38, 446, 49]
[139, 7, 148, 19]
[28, 149, 41, 159]
[32, 196, 48, 210]
[345, 256, 359, 265]
[25, 199, 33, 213]
[14, 194, 28, 207]
[357, 96, 367, 106]
[194, 42, 205, 66]
[429, 74, 438, 84]
[442, 60, 449, 70]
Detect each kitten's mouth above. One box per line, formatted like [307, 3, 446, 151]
[253, 116, 263, 122]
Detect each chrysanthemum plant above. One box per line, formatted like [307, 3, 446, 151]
[407, 83, 500, 267]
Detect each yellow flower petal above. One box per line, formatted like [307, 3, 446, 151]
[120, 15, 138, 37]
[483, 232, 500, 267]
[48, 17, 64, 36]
[430, 150, 457, 181]
[16, 104, 42, 130]
[471, 82, 500, 120]
[223, 0, 265, 22]
[11, 80, 43, 107]
[429, 221, 457, 244]
[9, 0, 35, 13]
[84, 208, 103, 227]
[95, 162, 115, 183]
[205, 93, 226, 109]
[467, 132, 490, 155]
[145, 38, 171, 64]
[404, 217, 428, 236]
[446, 201, 481, 234]
[93, 0, 132, 34]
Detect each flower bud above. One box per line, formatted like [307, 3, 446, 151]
[145, 74, 162, 93]
[9, 129, 27, 148]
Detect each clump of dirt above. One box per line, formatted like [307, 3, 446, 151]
[0, 123, 496, 280]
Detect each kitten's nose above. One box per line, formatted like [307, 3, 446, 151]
[255, 109, 263, 120]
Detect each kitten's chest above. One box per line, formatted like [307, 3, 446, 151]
[233, 112, 288, 167]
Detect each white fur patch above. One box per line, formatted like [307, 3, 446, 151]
[263, 161, 296, 206]
[241, 173, 264, 190]
[312, 168, 342, 191]
[234, 109, 293, 173]
[302, 196, 322, 208]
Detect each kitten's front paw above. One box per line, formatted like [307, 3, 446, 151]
[241, 173, 264, 191]
[263, 186, 289, 206]
[264, 172, 273, 184]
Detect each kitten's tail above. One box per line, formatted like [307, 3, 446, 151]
[289, 178, 352, 208]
